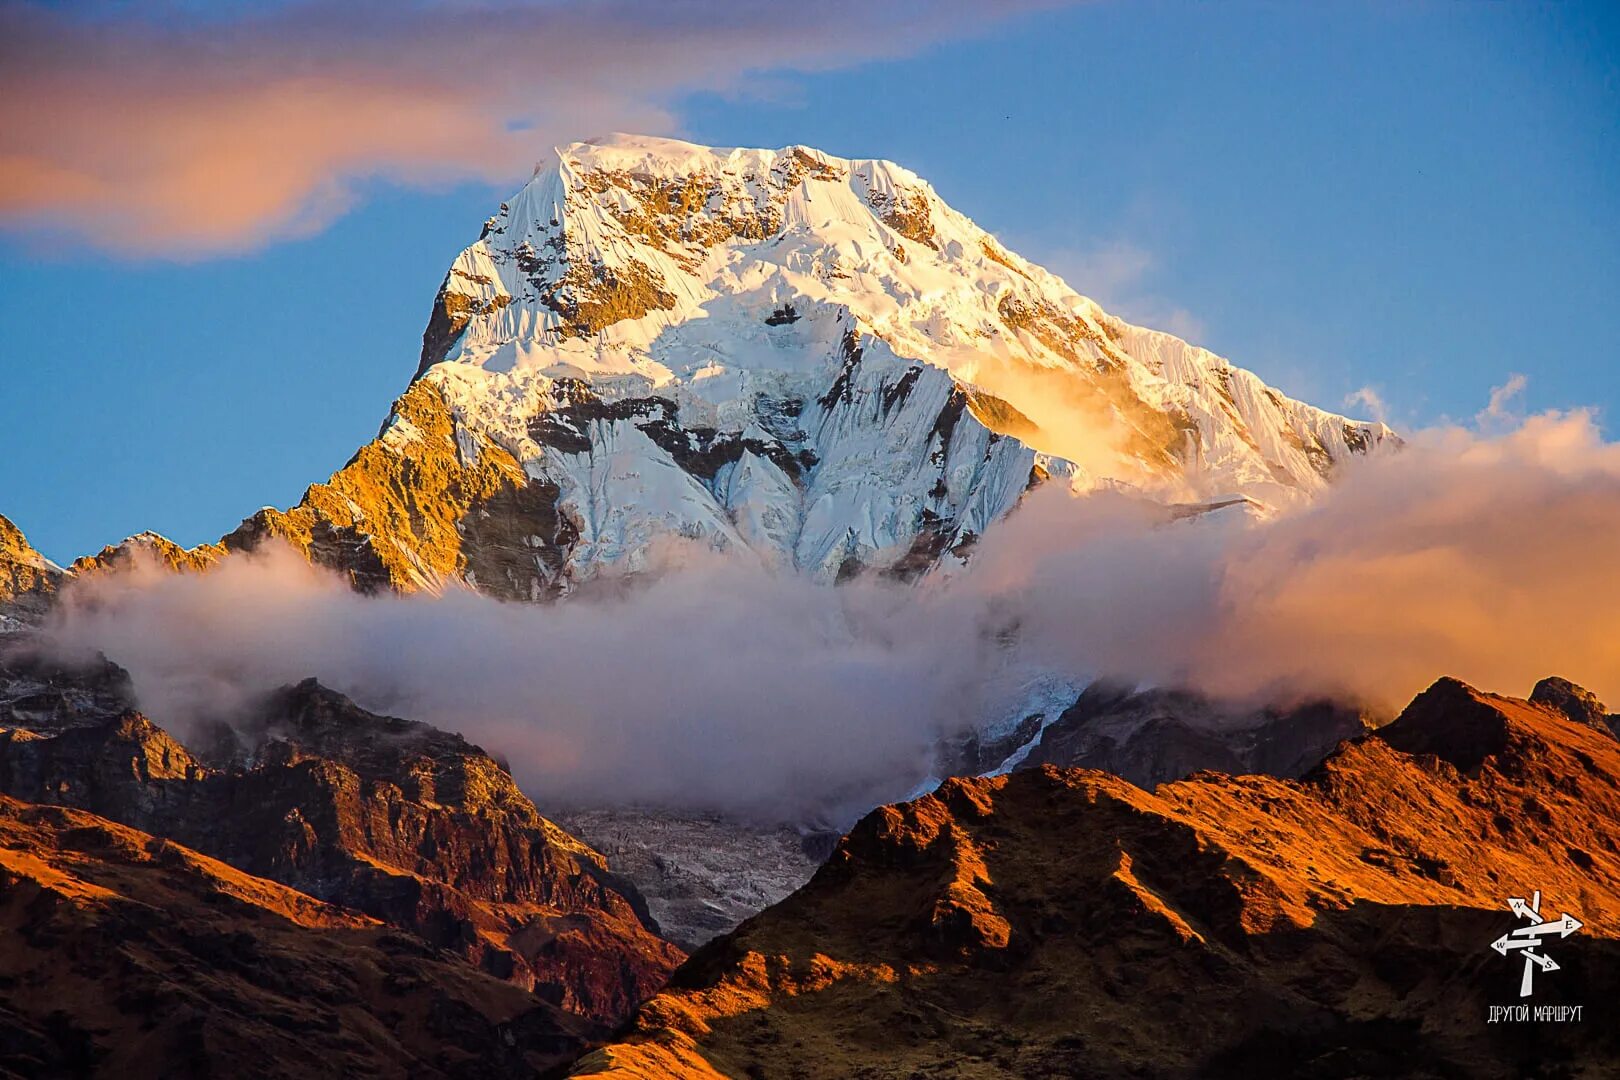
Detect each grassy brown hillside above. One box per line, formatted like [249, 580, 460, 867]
[0, 795, 595, 1078]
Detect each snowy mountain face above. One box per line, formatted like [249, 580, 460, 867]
[388, 135, 1394, 590]
[221, 135, 1394, 598]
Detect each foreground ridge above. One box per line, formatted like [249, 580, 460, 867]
[573, 677, 1620, 1078]
[0, 638, 683, 1028]
[0, 795, 596, 1077]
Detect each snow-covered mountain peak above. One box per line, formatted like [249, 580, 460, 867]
[221, 137, 1397, 596]
[420, 135, 1388, 496]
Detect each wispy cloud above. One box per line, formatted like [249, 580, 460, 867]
[0, 0, 1075, 256]
[1344, 385, 1388, 423]
[1477, 372, 1529, 428]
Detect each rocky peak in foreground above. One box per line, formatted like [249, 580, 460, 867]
[1531, 675, 1620, 737]
[574, 677, 1620, 1079]
[0, 636, 682, 1027]
[553, 682, 1377, 956]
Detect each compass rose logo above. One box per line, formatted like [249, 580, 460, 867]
[1490, 890, 1583, 997]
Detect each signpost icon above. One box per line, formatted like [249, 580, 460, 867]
[1490, 890, 1583, 997]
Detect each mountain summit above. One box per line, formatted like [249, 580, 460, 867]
[216, 135, 1394, 596]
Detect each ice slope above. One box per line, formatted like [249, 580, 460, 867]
[406, 134, 1394, 584]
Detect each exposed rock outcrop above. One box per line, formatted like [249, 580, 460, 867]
[1531, 676, 1618, 737]
[575, 678, 1620, 1078]
[0, 636, 135, 729]
[0, 515, 60, 625]
[69, 530, 224, 579]
[218, 379, 573, 599]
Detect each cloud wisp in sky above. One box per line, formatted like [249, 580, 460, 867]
[41, 407, 1620, 822]
[1477, 372, 1530, 428]
[0, 0, 1071, 256]
[1343, 385, 1389, 424]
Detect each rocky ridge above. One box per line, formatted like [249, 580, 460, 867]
[0, 636, 682, 1027]
[574, 677, 1620, 1078]
[1532, 675, 1620, 738]
[1003, 679, 1377, 788]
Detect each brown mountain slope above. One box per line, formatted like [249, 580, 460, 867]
[0, 376, 564, 605]
[0, 794, 594, 1078]
[573, 677, 1620, 1079]
[219, 379, 572, 599]
[0, 640, 682, 1027]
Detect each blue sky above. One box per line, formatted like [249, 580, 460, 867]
[2, 0, 1616, 564]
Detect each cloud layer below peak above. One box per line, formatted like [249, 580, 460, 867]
[42, 408, 1620, 821]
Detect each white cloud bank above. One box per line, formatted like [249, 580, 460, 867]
[41, 409, 1620, 820]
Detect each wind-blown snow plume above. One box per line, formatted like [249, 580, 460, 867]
[42, 409, 1620, 818]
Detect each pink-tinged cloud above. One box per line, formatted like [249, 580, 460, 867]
[0, 0, 1075, 257]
